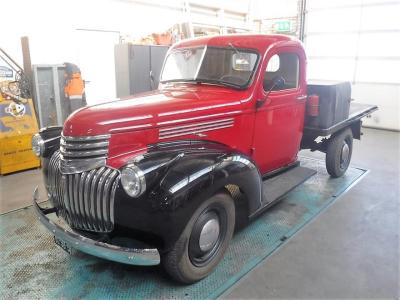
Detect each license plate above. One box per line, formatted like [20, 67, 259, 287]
[54, 236, 72, 255]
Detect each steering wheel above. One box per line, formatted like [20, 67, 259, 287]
[218, 75, 247, 86]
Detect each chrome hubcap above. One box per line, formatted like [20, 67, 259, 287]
[340, 142, 350, 168]
[199, 218, 220, 252]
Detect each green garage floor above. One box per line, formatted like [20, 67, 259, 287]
[0, 158, 367, 299]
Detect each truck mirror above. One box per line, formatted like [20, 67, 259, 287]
[257, 76, 286, 109]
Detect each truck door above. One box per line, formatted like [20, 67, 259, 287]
[252, 47, 307, 174]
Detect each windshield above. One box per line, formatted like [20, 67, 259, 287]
[160, 46, 259, 88]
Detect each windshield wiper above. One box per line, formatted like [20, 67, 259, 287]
[160, 79, 195, 84]
[195, 78, 242, 89]
[161, 78, 242, 89]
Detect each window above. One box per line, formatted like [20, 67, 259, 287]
[161, 47, 206, 83]
[161, 46, 259, 88]
[263, 53, 299, 91]
[197, 48, 258, 87]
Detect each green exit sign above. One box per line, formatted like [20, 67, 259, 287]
[274, 21, 291, 32]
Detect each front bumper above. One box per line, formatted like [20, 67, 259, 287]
[32, 187, 160, 266]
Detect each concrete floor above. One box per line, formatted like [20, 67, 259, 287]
[0, 128, 399, 298]
[224, 128, 400, 299]
[0, 168, 46, 214]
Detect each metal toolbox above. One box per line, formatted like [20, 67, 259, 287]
[306, 81, 351, 129]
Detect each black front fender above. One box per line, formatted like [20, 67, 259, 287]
[114, 141, 262, 251]
[38, 126, 63, 158]
[37, 126, 62, 187]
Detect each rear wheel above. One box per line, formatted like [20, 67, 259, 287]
[326, 128, 353, 178]
[162, 192, 235, 284]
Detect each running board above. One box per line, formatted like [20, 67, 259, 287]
[261, 166, 317, 206]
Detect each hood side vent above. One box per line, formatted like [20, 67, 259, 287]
[159, 118, 234, 140]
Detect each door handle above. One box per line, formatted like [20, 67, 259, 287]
[296, 95, 307, 101]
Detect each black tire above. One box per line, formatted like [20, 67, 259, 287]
[326, 128, 353, 178]
[162, 192, 235, 284]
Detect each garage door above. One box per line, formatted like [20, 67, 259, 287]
[304, 0, 400, 130]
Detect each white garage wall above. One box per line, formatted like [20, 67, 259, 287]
[1, 0, 189, 104]
[1, 0, 254, 104]
[304, 0, 400, 131]
[4, 0, 398, 126]
[1, 0, 186, 65]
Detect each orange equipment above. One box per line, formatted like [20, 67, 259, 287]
[64, 63, 85, 100]
[63, 62, 86, 114]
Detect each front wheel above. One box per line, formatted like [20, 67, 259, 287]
[326, 128, 353, 178]
[162, 192, 235, 284]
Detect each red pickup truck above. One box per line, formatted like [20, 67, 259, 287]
[32, 34, 377, 283]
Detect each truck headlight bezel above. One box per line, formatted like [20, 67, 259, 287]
[31, 133, 45, 157]
[121, 164, 146, 197]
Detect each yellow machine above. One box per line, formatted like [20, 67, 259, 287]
[0, 47, 41, 175]
[0, 96, 40, 175]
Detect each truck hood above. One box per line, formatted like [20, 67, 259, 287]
[63, 85, 252, 136]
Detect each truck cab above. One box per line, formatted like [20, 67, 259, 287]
[32, 34, 377, 283]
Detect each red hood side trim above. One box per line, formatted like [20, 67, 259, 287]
[63, 85, 252, 137]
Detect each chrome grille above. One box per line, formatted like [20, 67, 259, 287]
[60, 134, 110, 174]
[47, 151, 119, 232]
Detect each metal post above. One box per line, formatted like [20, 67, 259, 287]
[218, 9, 227, 34]
[21, 37, 33, 79]
[52, 66, 63, 125]
[183, 1, 194, 38]
[32, 65, 44, 127]
[298, 0, 307, 41]
[246, 0, 255, 32]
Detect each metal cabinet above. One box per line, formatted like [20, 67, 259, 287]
[114, 44, 169, 98]
[32, 65, 69, 127]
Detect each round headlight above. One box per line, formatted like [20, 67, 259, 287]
[31, 134, 44, 157]
[121, 165, 146, 197]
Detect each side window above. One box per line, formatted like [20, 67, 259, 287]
[263, 53, 299, 91]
